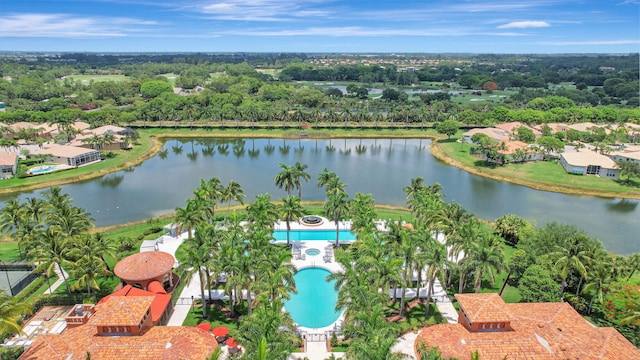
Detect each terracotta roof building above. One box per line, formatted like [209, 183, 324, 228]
[114, 251, 176, 291]
[98, 284, 172, 325]
[415, 293, 640, 360]
[20, 297, 218, 360]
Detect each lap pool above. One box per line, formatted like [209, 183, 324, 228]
[273, 229, 356, 241]
[284, 268, 342, 328]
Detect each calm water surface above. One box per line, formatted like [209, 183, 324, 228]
[2, 138, 637, 254]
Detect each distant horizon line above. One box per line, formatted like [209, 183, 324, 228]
[0, 51, 638, 56]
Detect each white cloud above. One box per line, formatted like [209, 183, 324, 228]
[216, 26, 529, 37]
[0, 13, 159, 37]
[497, 21, 550, 29]
[541, 39, 640, 45]
[198, 0, 335, 22]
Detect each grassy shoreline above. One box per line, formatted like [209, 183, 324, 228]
[431, 139, 640, 200]
[1, 126, 637, 200]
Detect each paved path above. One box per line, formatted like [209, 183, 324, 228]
[43, 264, 68, 295]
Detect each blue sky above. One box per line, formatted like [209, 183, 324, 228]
[1, 0, 638, 53]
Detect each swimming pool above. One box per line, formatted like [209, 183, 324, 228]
[29, 165, 60, 175]
[284, 268, 342, 328]
[273, 229, 356, 241]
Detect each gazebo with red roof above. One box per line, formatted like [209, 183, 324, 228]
[114, 251, 175, 291]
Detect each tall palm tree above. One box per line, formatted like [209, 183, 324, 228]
[178, 228, 213, 318]
[0, 290, 32, 336]
[349, 193, 377, 238]
[246, 194, 279, 231]
[325, 189, 349, 248]
[222, 180, 245, 212]
[317, 168, 338, 193]
[462, 233, 505, 293]
[71, 255, 112, 298]
[196, 177, 225, 221]
[237, 298, 298, 360]
[274, 163, 297, 196]
[292, 162, 310, 199]
[31, 227, 73, 294]
[550, 233, 593, 295]
[277, 196, 304, 248]
[0, 199, 27, 258]
[174, 198, 206, 239]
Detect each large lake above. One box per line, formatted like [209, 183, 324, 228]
[2, 138, 638, 254]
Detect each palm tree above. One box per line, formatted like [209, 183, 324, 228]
[0, 289, 32, 336]
[462, 233, 505, 293]
[31, 227, 73, 294]
[0, 199, 27, 258]
[424, 240, 450, 316]
[325, 188, 349, 248]
[178, 228, 213, 318]
[403, 177, 425, 200]
[246, 193, 279, 230]
[46, 204, 93, 238]
[71, 255, 112, 298]
[550, 233, 593, 295]
[174, 198, 206, 239]
[274, 163, 297, 196]
[317, 168, 338, 193]
[88, 232, 119, 271]
[278, 196, 304, 248]
[196, 177, 225, 221]
[222, 180, 245, 212]
[292, 162, 310, 199]
[349, 193, 377, 238]
[237, 298, 298, 360]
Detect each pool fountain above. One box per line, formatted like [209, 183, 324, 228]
[300, 215, 324, 226]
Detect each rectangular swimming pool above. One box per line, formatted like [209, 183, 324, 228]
[273, 229, 356, 241]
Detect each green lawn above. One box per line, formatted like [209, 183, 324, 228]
[0, 241, 23, 262]
[159, 73, 179, 87]
[438, 139, 640, 197]
[0, 136, 155, 192]
[63, 74, 129, 85]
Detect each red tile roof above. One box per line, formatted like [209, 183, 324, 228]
[20, 323, 218, 360]
[416, 294, 640, 360]
[114, 251, 175, 282]
[89, 296, 152, 327]
[456, 293, 514, 323]
[98, 285, 171, 324]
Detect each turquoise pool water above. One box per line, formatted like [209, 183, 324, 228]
[285, 268, 342, 328]
[30, 166, 58, 175]
[273, 229, 356, 241]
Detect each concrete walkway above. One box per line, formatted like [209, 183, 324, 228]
[43, 263, 69, 295]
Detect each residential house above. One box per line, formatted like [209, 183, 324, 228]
[559, 151, 619, 179]
[607, 144, 640, 166]
[31, 144, 101, 167]
[462, 127, 510, 143]
[0, 152, 18, 177]
[415, 293, 639, 360]
[19, 297, 218, 360]
[494, 121, 541, 139]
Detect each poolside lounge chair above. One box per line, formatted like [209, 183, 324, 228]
[323, 255, 331, 262]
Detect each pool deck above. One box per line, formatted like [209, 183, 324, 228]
[157, 217, 457, 360]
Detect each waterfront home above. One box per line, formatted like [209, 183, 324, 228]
[559, 151, 619, 179]
[462, 127, 510, 143]
[31, 144, 101, 167]
[607, 145, 640, 166]
[0, 151, 18, 177]
[415, 293, 639, 359]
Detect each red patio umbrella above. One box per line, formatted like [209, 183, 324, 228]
[196, 323, 211, 331]
[212, 326, 229, 337]
[226, 337, 239, 348]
